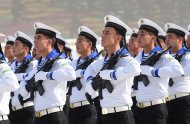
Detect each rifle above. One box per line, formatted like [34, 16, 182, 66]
[85, 47, 126, 103]
[10, 55, 35, 97]
[134, 45, 172, 87]
[64, 50, 102, 116]
[18, 51, 64, 105]
[169, 47, 190, 87]
[67, 50, 103, 95]
[15, 55, 36, 74]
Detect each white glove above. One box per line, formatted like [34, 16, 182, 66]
[99, 70, 116, 80]
[75, 69, 84, 78]
[15, 73, 27, 81]
[25, 71, 35, 81]
[35, 71, 48, 82]
[140, 65, 154, 76]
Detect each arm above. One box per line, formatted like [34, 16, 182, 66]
[157, 54, 184, 77]
[0, 63, 19, 92]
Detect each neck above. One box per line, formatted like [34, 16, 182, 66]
[143, 43, 155, 54]
[170, 45, 182, 54]
[106, 44, 120, 57]
[80, 49, 92, 59]
[42, 47, 52, 58]
[16, 53, 28, 63]
[8, 57, 16, 63]
[130, 48, 142, 57]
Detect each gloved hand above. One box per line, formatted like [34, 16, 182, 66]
[99, 70, 116, 80]
[25, 71, 36, 81]
[35, 71, 48, 82]
[75, 69, 84, 78]
[140, 65, 154, 76]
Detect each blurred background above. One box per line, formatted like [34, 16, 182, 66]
[0, 0, 189, 57]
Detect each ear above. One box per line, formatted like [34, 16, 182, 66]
[151, 35, 157, 41]
[117, 35, 122, 42]
[47, 39, 52, 47]
[88, 41, 92, 48]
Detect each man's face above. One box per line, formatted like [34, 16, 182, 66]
[34, 33, 50, 56]
[4, 44, 14, 58]
[101, 27, 120, 49]
[165, 33, 179, 48]
[128, 36, 139, 51]
[75, 35, 91, 55]
[137, 29, 154, 48]
[13, 40, 26, 57]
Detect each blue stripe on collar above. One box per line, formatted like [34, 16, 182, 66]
[77, 50, 98, 66]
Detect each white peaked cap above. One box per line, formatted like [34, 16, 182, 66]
[104, 15, 132, 36]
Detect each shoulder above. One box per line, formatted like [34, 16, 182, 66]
[0, 63, 13, 73]
[56, 58, 71, 67]
[120, 55, 140, 65]
[162, 53, 175, 61]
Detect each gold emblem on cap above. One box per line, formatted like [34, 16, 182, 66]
[34, 24, 37, 29]
[106, 16, 109, 21]
[16, 32, 19, 36]
[79, 27, 82, 32]
[141, 19, 144, 24]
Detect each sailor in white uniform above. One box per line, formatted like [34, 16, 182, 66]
[19, 22, 76, 124]
[68, 26, 100, 124]
[165, 23, 190, 124]
[0, 33, 19, 124]
[85, 15, 140, 124]
[4, 36, 16, 66]
[135, 18, 184, 124]
[8, 31, 36, 124]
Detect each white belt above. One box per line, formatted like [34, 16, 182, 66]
[70, 100, 90, 108]
[0, 115, 8, 121]
[12, 101, 34, 111]
[137, 98, 166, 108]
[166, 92, 190, 101]
[35, 106, 63, 118]
[102, 105, 131, 115]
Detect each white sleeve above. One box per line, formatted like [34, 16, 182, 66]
[0, 63, 19, 92]
[84, 59, 102, 83]
[182, 53, 190, 76]
[115, 57, 141, 81]
[52, 59, 76, 82]
[84, 59, 102, 96]
[158, 54, 184, 77]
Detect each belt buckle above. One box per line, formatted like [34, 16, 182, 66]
[139, 102, 144, 108]
[12, 106, 17, 111]
[35, 112, 41, 118]
[102, 108, 108, 114]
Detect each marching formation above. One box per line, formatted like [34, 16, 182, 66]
[0, 15, 190, 124]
